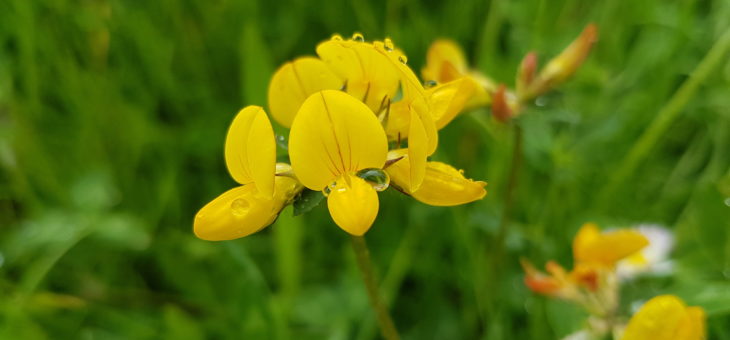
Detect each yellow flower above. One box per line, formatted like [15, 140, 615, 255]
[621, 295, 706, 340]
[573, 222, 649, 268]
[523, 223, 648, 300]
[194, 106, 303, 241]
[385, 149, 486, 206]
[268, 34, 441, 192]
[288, 90, 388, 235]
[421, 39, 494, 108]
[422, 25, 597, 122]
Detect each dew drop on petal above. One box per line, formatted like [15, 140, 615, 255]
[398, 55, 408, 64]
[356, 168, 390, 192]
[231, 198, 251, 217]
[352, 32, 365, 42]
[424, 80, 438, 89]
[331, 34, 343, 41]
[384, 38, 394, 52]
[322, 181, 337, 197]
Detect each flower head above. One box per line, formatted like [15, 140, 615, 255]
[196, 33, 488, 240]
[620, 295, 705, 340]
[522, 223, 648, 315]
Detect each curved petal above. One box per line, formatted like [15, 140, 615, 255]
[193, 174, 301, 241]
[421, 39, 469, 83]
[573, 223, 649, 267]
[427, 77, 476, 130]
[289, 90, 388, 190]
[316, 40, 400, 112]
[225, 106, 276, 197]
[407, 112, 428, 191]
[327, 174, 379, 235]
[621, 295, 693, 340]
[268, 57, 343, 127]
[386, 149, 486, 206]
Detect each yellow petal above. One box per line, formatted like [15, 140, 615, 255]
[407, 110, 428, 191]
[677, 307, 706, 340]
[621, 295, 704, 340]
[384, 100, 410, 140]
[427, 77, 476, 130]
[316, 40, 400, 112]
[422, 39, 469, 83]
[225, 106, 276, 197]
[573, 223, 649, 267]
[327, 174, 379, 235]
[267, 57, 343, 127]
[421, 40, 495, 111]
[386, 149, 486, 206]
[371, 40, 439, 155]
[194, 173, 302, 241]
[289, 90, 388, 191]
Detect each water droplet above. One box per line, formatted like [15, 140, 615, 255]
[535, 96, 547, 107]
[331, 34, 343, 41]
[352, 32, 365, 42]
[322, 182, 337, 197]
[357, 168, 390, 192]
[276, 134, 288, 150]
[724, 197, 730, 207]
[398, 55, 408, 64]
[424, 80, 438, 88]
[231, 198, 250, 217]
[384, 38, 394, 52]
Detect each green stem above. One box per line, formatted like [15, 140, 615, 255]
[495, 124, 524, 258]
[481, 123, 523, 336]
[597, 26, 730, 206]
[350, 235, 400, 340]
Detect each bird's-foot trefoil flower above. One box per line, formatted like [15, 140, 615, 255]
[522, 223, 648, 316]
[422, 24, 597, 123]
[194, 106, 303, 241]
[196, 33, 488, 240]
[620, 295, 705, 340]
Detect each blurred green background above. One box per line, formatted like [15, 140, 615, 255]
[1, 0, 730, 339]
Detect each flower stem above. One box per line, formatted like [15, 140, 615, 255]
[495, 123, 524, 260]
[350, 235, 400, 340]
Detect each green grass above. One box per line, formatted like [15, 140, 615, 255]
[1, 0, 729, 339]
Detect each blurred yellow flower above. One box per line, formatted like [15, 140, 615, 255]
[194, 107, 303, 241]
[522, 223, 648, 313]
[422, 24, 597, 123]
[573, 222, 649, 268]
[621, 295, 705, 340]
[421, 39, 494, 108]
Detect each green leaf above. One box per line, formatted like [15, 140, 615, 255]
[292, 189, 325, 216]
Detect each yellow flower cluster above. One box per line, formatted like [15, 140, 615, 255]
[522, 223, 706, 339]
[194, 33, 487, 240]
